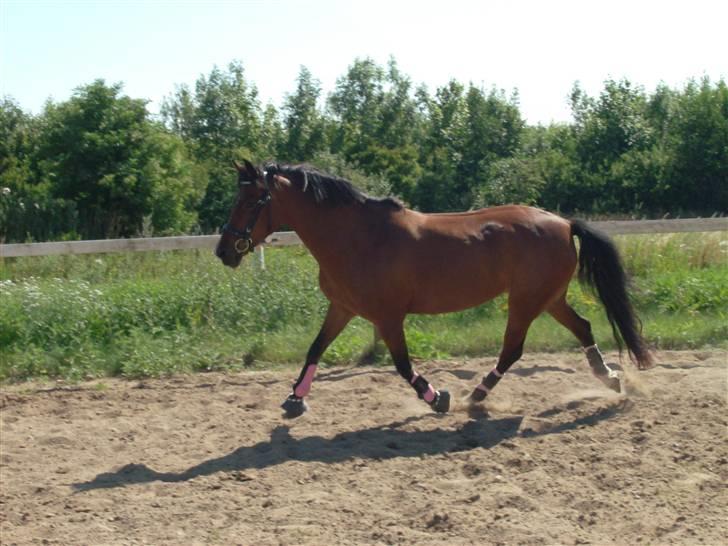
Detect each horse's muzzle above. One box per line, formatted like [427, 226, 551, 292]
[215, 244, 243, 268]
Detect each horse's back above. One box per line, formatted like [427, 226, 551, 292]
[398, 205, 576, 314]
[413, 205, 573, 254]
[419, 204, 568, 231]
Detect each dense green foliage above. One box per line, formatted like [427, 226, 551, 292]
[1, 83, 204, 241]
[1, 233, 725, 382]
[2, 59, 726, 242]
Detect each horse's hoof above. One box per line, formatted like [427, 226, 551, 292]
[281, 395, 308, 418]
[601, 375, 621, 393]
[468, 387, 487, 404]
[430, 390, 451, 413]
[595, 369, 622, 393]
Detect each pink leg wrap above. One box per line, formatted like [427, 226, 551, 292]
[410, 372, 437, 403]
[423, 385, 436, 403]
[294, 364, 317, 398]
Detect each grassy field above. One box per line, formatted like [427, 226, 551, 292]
[1, 232, 726, 382]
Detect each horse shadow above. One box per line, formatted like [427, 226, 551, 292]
[72, 400, 627, 493]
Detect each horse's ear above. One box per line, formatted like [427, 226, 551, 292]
[233, 159, 261, 183]
[242, 159, 262, 182]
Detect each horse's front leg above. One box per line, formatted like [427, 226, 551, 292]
[281, 304, 353, 418]
[377, 320, 450, 413]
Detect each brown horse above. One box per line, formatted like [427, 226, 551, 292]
[216, 160, 652, 418]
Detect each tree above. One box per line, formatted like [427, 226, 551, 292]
[328, 57, 385, 159]
[664, 77, 728, 213]
[260, 103, 284, 160]
[458, 85, 524, 207]
[144, 130, 204, 235]
[5, 59, 725, 243]
[567, 77, 727, 214]
[569, 79, 654, 211]
[163, 61, 262, 159]
[414, 80, 466, 211]
[38, 80, 200, 238]
[328, 58, 423, 202]
[372, 60, 424, 200]
[520, 123, 582, 213]
[415, 82, 524, 211]
[280, 66, 326, 162]
[0, 98, 75, 242]
[162, 61, 265, 231]
[572, 79, 653, 170]
[474, 157, 545, 207]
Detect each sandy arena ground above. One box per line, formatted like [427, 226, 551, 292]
[1, 349, 726, 545]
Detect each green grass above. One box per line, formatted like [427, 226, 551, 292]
[1, 232, 726, 382]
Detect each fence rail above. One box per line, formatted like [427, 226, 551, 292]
[1, 217, 726, 258]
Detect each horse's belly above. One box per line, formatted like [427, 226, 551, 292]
[408, 276, 507, 314]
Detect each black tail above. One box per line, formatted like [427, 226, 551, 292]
[571, 220, 653, 369]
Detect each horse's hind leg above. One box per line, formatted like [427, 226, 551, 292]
[469, 289, 550, 404]
[547, 296, 621, 392]
[469, 312, 531, 404]
[281, 303, 353, 418]
[377, 320, 450, 413]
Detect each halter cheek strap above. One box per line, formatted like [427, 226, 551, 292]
[222, 190, 272, 256]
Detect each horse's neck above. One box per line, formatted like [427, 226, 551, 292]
[274, 189, 362, 265]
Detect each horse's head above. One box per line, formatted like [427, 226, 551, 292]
[215, 159, 277, 268]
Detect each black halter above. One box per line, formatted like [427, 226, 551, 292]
[221, 176, 272, 256]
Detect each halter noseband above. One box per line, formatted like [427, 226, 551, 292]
[221, 170, 273, 256]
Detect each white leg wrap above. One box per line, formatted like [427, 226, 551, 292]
[584, 344, 606, 372]
[584, 344, 621, 392]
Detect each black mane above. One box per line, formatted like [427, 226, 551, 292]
[265, 163, 403, 210]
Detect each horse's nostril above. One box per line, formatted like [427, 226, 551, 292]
[215, 247, 226, 259]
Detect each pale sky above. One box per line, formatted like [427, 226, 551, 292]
[1, 0, 726, 125]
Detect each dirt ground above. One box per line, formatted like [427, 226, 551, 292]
[1, 350, 726, 546]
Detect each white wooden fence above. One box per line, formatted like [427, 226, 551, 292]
[1, 217, 726, 258]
